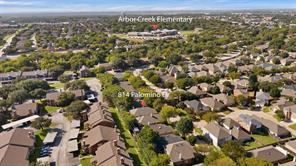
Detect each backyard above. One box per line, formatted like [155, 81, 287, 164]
[243, 134, 278, 150]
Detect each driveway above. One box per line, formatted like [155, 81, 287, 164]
[86, 78, 103, 102]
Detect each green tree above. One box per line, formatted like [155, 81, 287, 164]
[8, 89, 29, 104]
[64, 80, 90, 91]
[221, 140, 246, 161]
[65, 100, 88, 119]
[31, 117, 52, 130]
[269, 88, 281, 98]
[249, 74, 259, 91]
[210, 157, 236, 166]
[202, 112, 219, 122]
[160, 105, 178, 121]
[57, 92, 75, 107]
[176, 117, 193, 136]
[150, 154, 170, 166]
[239, 157, 273, 166]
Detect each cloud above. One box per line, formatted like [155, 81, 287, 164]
[0, 0, 42, 6]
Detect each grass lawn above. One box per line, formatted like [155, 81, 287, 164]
[289, 123, 296, 131]
[80, 156, 92, 166]
[44, 106, 60, 113]
[50, 82, 64, 89]
[109, 108, 146, 166]
[29, 129, 48, 163]
[243, 134, 278, 150]
[195, 128, 203, 135]
[79, 77, 96, 81]
[180, 30, 196, 36]
[262, 107, 271, 113]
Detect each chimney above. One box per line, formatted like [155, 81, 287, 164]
[120, 157, 124, 164]
[82, 140, 86, 146]
[150, 113, 154, 117]
[113, 140, 117, 147]
[28, 131, 34, 139]
[116, 148, 120, 155]
[179, 153, 182, 160]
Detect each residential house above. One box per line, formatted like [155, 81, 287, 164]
[233, 89, 249, 98]
[184, 100, 210, 114]
[238, 114, 262, 133]
[130, 107, 161, 126]
[166, 141, 196, 166]
[200, 97, 225, 111]
[12, 102, 40, 119]
[234, 79, 249, 89]
[248, 146, 287, 164]
[212, 94, 235, 106]
[91, 140, 134, 166]
[285, 140, 296, 154]
[283, 104, 296, 122]
[0, 128, 35, 166]
[281, 57, 293, 66]
[230, 127, 251, 142]
[21, 70, 49, 80]
[82, 125, 120, 154]
[168, 65, 182, 79]
[206, 64, 221, 75]
[281, 88, 296, 98]
[160, 134, 184, 146]
[150, 124, 174, 136]
[253, 116, 290, 138]
[202, 122, 232, 147]
[187, 86, 207, 98]
[271, 97, 294, 112]
[255, 91, 271, 107]
[86, 109, 114, 129]
[46, 90, 85, 106]
[79, 65, 92, 77]
[198, 83, 213, 92]
[258, 63, 277, 71]
[222, 118, 240, 130]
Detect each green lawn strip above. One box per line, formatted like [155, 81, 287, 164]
[109, 108, 146, 166]
[79, 77, 96, 81]
[262, 107, 271, 113]
[29, 129, 48, 163]
[244, 134, 278, 150]
[50, 82, 64, 89]
[44, 106, 60, 113]
[289, 123, 296, 131]
[80, 155, 92, 166]
[180, 30, 196, 36]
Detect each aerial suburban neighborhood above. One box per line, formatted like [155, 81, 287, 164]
[2, 1, 296, 166]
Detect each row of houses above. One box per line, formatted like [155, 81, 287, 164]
[202, 115, 291, 162]
[129, 106, 197, 166]
[202, 115, 293, 164]
[0, 128, 35, 166]
[0, 70, 50, 84]
[82, 102, 134, 166]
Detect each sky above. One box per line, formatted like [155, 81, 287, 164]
[0, 0, 296, 13]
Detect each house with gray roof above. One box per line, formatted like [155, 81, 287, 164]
[187, 86, 207, 98]
[184, 100, 210, 114]
[202, 122, 232, 147]
[166, 141, 196, 166]
[200, 97, 225, 111]
[238, 114, 262, 133]
[212, 94, 235, 106]
[248, 146, 287, 164]
[230, 127, 251, 142]
[252, 116, 290, 138]
[255, 90, 271, 107]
